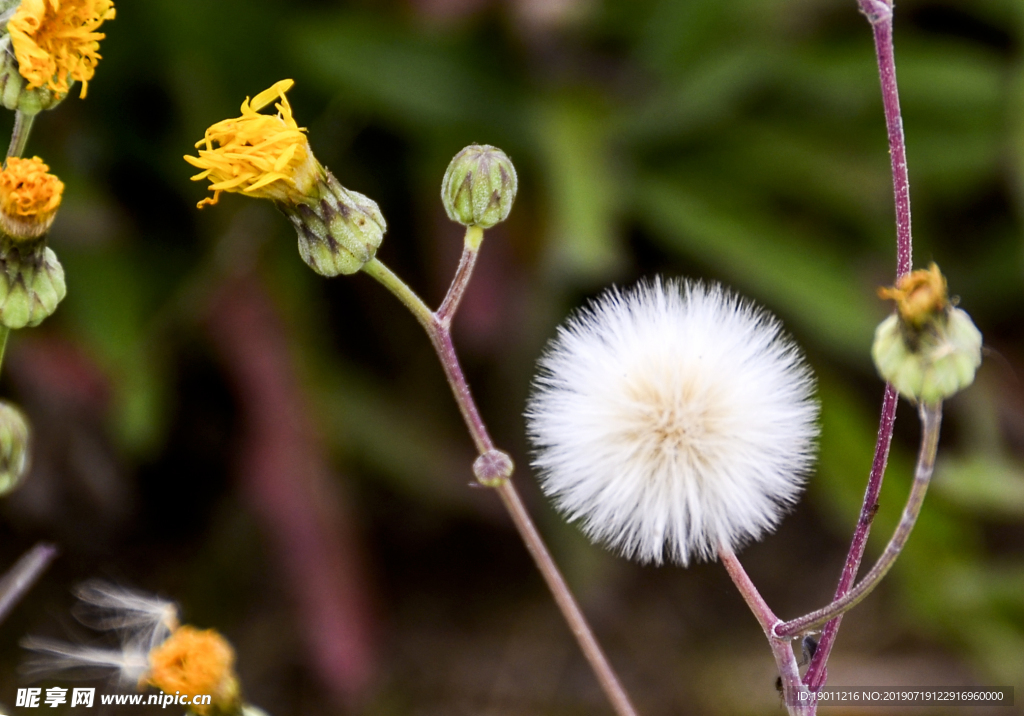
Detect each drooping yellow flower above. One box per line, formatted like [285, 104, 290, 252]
[0, 156, 64, 239]
[7, 0, 116, 100]
[147, 626, 239, 716]
[184, 79, 319, 209]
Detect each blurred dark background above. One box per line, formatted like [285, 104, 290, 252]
[0, 0, 1022, 713]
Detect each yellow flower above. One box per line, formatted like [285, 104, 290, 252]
[7, 0, 116, 99]
[147, 627, 239, 716]
[0, 156, 64, 239]
[184, 79, 319, 209]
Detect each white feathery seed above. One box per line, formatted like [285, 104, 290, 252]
[72, 580, 178, 652]
[21, 581, 178, 685]
[526, 278, 819, 566]
[20, 637, 150, 687]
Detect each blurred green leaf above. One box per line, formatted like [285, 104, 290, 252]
[635, 175, 881, 358]
[935, 455, 1024, 518]
[535, 94, 624, 281]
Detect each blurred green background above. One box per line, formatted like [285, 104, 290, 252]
[0, 0, 1022, 713]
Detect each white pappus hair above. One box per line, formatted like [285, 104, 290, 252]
[21, 581, 179, 686]
[526, 278, 819, 566]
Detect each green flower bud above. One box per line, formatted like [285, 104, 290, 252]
[0, 239, 66, 329]
[279, 169, 386, 278]
[441, 144, 517, 229]
[0, 400, 30, 495]
[872, 265, 982, 403]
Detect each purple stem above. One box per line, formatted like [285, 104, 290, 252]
[0, 543, 58, 625]
[436, 244, 480, 328]
[804, 0, 912, 689]
[720, 549, 812, 715]
[361, 253, 640, 716]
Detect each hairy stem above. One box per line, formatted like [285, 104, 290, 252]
[720, 548, 812, 715]
[805, 0, 914, 688]
[361, 252, 639, 716]
[777, 402, 942, 637]
[7, 110, 34, 159]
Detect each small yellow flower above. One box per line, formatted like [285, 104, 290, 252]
[184, 79, 319, 209]
[0, 156, 64, 240]
[7, 0, 116, 99]
[147, 627, 239, 716]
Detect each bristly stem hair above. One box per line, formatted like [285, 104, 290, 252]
[361, 225, 640, 716]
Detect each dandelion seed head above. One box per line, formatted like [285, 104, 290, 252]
[527, 278, 819, 566]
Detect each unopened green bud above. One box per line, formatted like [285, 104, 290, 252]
[0, 401, 30, 495]
[441, 144, 517, 229]
[279, 169, 386, 277]
[0, 240, 66, 329]
[872, 264, 982, 403]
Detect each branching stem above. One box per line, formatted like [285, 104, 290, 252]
[777, 402, 942, 638]
[361, 237, 639, 716]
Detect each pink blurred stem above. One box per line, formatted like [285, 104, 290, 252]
[207, 275, 377, 704]
[804, 0, 912, 690]
[0, 543, 58, 625]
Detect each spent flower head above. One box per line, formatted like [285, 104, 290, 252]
[527, 278, 819, 566]
[6, 0, 116, 100]
[185, 80, 386, 276]
[873, 263, 982, 403]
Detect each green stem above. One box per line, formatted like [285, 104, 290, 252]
[0, 326, 10, 374]
[6, 110, 34, 159]
[361, 259, 433, 331]
[776, 401, 943, 637]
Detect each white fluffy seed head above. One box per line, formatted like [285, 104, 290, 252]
[526, 278, 819, 566]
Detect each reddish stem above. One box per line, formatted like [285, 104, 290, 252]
[805, 0, 912, 689]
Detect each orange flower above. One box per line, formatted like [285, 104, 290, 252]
[147, 627, 239, 716]
[8, 0, 116, 99]
[0, 156, 64, 239]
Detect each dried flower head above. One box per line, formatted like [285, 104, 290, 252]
[185, 79, 317, 209]
[877, 263, 947, 330]
[527, 278, 819, 566]
[873, 263, 982, 403]
[7, 0, 116, 99]
[0, 156, 64, 240]
[147, 627, 239, 716]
